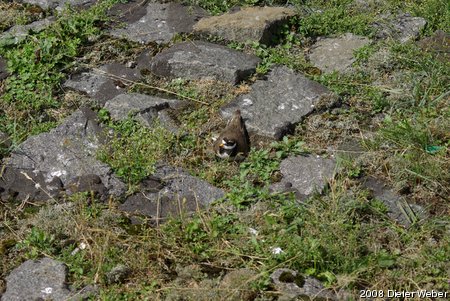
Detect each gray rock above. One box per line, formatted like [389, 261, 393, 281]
[221, 66, 334, 139]
[105, 264, 131, 285]
[308, 33, 371, 73]
[135, 48, 154, 72]
[109, 1, 207, 44]
[63, 63, 140, 105]
[361, 177, 427, 227]
[19, 0, 95, 10]
[0, 166, 63, 201]
[372, 13, 426, 43]
[193, 6, 296, 45]
[65, 174, 108, 201]
[271, 155, 336, 197]
[6, 107, 126, 197]
[0, 56, 9, 80]
[270, 268, 338, 301]
[1, 257, 94, 301]
[103, 93, 182, 127]
[157, 110, 181, 135]
[150, 41, 260, 84]
[219, 269, 258, 301]
[0, 17, 54, 46]
[119, 165, 224, 224]
[121, 192, 192, 225]
[153, 165, 225, 205]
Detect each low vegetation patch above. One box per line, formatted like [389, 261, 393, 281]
[0, 0, 119, 146]
[1, 0, 449, 299]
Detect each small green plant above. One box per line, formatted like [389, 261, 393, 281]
[223, 139, 303, 207]
[59, 246, 92, 281]
[17, 227, 56, 259]
[353, 44, 378, 66]
[271, 136, 305, 159]
[98, 117, 175, 186]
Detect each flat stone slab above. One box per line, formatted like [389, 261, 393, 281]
[150, 41, 260, 84]
[308, 33, 371, 73]
[63, 63, 140, 105]
[361, 177, 427, 227]
[221, 66, 333, 139]
[153, 165, 224, 206]
[270, 269, 342, 300]
[271, 155, 336, 197]
[372, 12, 426, 43]
[109, 1, 207, 44]
[1, 257, 95, 301]
[0, 166, 63, 201]
[0, 17, 54, 46]
[193, 6, 296, 44]
[66, 174, 109, 201]
[6, 107, 126, 197]
[19, 0, 96, 10]
[120, 165, 224, 224]
[104, 93, 183, 127]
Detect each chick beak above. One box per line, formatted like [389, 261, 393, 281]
[219, 143, 224, 147]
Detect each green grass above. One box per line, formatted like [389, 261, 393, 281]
[181, 0, 290, 15]
[97, 114, 175, 187]
[8, 176, 448, 298]
[1, 0, 449, 299]
[0, 0, 119, 146]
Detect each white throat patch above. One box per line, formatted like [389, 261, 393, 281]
[216, 151, 230, 158]
[222, 139, 236, 150]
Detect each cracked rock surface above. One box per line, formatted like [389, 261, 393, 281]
[221, 66, 334, 139]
